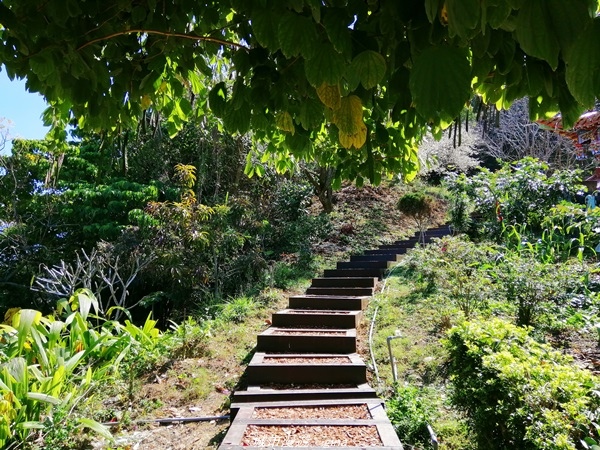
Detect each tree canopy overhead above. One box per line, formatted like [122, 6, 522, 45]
[1, 0, 600, 182]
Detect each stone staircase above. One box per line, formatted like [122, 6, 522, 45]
[218, 225, 451, 449]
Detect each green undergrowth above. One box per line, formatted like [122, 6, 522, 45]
[370, 234, 600, 450]
[366, 265, 475, 450]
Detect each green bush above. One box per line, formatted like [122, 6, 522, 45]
[402, 236, 498, 317]
[445, 318, 600, 450]
[397, 192, 435, 237]
[446, 157, 582, 240]
[491, 253, 589, 328]
[386, 384, 437, 448]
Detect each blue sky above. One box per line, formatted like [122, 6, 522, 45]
[0, 68, 49, 154]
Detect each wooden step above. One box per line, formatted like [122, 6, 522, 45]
[363, 248, 407, 256]
[219, 400, 403, 449]
[245, 353, 367, 385]
[382, 242, 418, 249]
[256, 327, 356, 353]
[350, 254, 401, 262]
[272, 309, 362, 329]
[229, 397, 389, 423]
[323, 268, 385, 279]
[304, 286, 374, 296]
[311, 277, 377, 288]
[411, 229, 451, 238]
[288, 295, 369, 310]
[337, 260, 391, 270]
[231, 383, 378, 406]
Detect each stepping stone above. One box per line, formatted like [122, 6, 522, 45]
[219, 400, 403, 449]
[337, 260, 391, 270]
[323, 268, 385, 279]
[231, 383, 378, 407]
[289, 294, 369, 310]
[256, 327, 356, 353]
[245, 353, 367, 386]
[272, 309, 362, 329]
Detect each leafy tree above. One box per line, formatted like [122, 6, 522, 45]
[397, 192, 435, 242]
[2, 1, 600, 183]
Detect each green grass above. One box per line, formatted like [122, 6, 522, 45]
[365, 264, 473, 449]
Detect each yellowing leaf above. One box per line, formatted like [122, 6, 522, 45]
[141, 95, 152, 110]
[316, 83, 341, 109]
[339, 122, 367, 149]
[333, 95, 364, 135]
[276, 111, 295, 134]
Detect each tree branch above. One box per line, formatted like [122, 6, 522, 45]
[77, 29, 249, 51]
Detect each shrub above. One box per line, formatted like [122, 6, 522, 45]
[402, 236, 498, 317]
[445, 318, 600, 450]
[397, 192, 435, 239]
[386, 384, 438, 448]
[446, 157, 582, 240]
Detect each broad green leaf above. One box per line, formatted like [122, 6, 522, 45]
[15, 309, 42, 353]
[322, 9, 353, 57]
[26, 392, 61, 405]
[565, 19, 600, 107]
[251, 8, 280, 50]
[387, 67, 412, 110]
[446, 0, 481, 39]
[339, 123, 367, 149]
[231, 80, 249, 110]
[285, 0, 304, 13]
[547, 0, 591, 57]
[425, 0, 443, 23]
[278, 13, 319, 59]
[304, 43, 346, 87]
[208, 82, 228, 117]
[409, 46, 471, 122]
[487, 2, 513, 30]
[285, 132, 313, 154]
[251, 111, 271, 130]
[20, 421, 45, 429]
[316, 83, 342, 110]
[73, 288, 98, 321]
[276, 111, 295, 134]
[223, 101, 251, 133]
[515, 0, 559, 70]
[187, 70, 204, 95]
[78, 418, 113, 440]
[64, 351, 86, 373]
[298, 98, 324, 130]
[350, 50, 387, 90]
